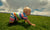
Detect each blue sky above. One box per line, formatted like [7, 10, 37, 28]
[0, 0, 3, 6]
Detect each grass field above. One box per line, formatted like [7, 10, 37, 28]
[0, 13, 50, 30]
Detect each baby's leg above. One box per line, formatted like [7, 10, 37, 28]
[9, 13, 15, 23]
[9, 17, 15, 23]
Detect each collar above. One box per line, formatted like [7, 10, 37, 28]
[23, 12, 25, 15]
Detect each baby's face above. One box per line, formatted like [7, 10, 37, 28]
[26, 10, 31, 16]
[23, 7, 31, 16]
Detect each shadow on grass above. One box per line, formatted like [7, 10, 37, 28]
[7, 21, 31, 28]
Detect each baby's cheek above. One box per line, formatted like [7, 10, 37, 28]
[28, 13, 30, 14]
[26, 13, 28, 15]
[27, 13, 30, 15]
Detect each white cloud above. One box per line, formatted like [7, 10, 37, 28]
[48, 0, 50, 1]
[1, 0, 9, 8]
[0, 0, 50, 16]
[17, 8, 23, 13]
[1, 0, 6, 3]
[31, 10, 50, 16]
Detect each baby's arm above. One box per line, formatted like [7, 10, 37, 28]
[24, 19, 35, 26]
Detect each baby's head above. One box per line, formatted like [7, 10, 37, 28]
[23, 7, 31, 16]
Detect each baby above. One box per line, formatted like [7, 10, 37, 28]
[9, 7, 35, 26]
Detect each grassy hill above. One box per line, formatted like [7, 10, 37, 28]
[0, 13, 50, 30]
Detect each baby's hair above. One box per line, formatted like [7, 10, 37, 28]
[23, 7, 31, 11]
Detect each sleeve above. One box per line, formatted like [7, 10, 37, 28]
[23, 15, 28, 20]
[9, 13, 15, 23]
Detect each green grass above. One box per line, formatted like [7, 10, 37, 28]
[0, 13, 50, 30]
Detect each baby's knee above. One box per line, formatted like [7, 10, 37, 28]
[9, 21, 14, 23]
[9, 22, 14, 23]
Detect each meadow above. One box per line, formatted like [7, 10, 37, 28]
[0, 13, 50, 30]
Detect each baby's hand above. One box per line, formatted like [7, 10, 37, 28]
[31, 24, 36, 27]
